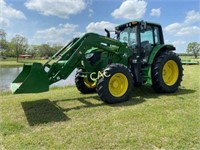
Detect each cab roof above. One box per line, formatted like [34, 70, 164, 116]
[115, 20, 161, 30]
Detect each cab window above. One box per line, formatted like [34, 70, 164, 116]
[140, 26, 154, 44]
[140, 25, 160, 45]
[118, 27, 136, 47]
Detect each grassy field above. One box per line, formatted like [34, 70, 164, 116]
[179, 55, 199, 60]
[0, 58, 47, 67]
[0, 65, 200, 149]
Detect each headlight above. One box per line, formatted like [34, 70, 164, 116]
[85, 53, 94, 59]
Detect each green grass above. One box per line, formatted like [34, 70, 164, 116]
[0, 65, 200, 149]
[180, 56, 200, 63]
[0, 58, 47, 67]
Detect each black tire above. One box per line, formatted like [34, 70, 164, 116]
[151, 51, 183, 93]
[96, 63, 134, 104]
[75, 70, 96, 94]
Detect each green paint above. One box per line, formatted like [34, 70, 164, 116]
[11, 63, 49, 93]
[147, 44, 175, 65]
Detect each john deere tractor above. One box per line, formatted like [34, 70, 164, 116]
[11, 21, 183, 104]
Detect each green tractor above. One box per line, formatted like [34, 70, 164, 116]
[11, 20, 183, 104]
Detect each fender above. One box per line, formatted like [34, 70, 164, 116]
[147, 44, 176, 65]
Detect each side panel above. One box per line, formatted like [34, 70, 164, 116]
[147, 44, 175, 65]
[141, 66, 152, 85]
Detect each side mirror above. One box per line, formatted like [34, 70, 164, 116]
[115, 30, 120, 34]
[141, 20, 147, 30]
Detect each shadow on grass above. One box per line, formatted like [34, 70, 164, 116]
[53, 94, 146, 110]
[113, 86, 196, 106]
[131, 86, 196, 98]
[21, 86, 196, 126]
[21, 96, 103, 126]
[21, 99, 69, 126]
[53, 95, 104, 112]
[172, 88, 196, 95]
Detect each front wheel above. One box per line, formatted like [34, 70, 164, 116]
[96, 64, 134, 104]
[151, 51, 183, 93]
[75, 70, 96, 94]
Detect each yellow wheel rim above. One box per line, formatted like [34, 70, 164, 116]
[83, 78, 96, 89]
[108, 73, 128, 97]
[162, 60, 179, 86]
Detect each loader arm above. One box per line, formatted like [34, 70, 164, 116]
[47, 33, 128, 84]
[11, 33, 129, 94]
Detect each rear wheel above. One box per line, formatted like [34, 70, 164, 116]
[75, 70, 96, 94]
[96, 64, 133, 104]
[151, 51, 183, 93]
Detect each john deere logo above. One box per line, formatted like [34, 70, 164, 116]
[90, 69, 110, 82]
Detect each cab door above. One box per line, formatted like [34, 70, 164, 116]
[140, 25, 161, 62]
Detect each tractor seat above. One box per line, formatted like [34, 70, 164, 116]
[141, 41, 152, 62]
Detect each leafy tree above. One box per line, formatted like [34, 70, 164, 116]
[6, 42, 15, 57]
[11, 34, 28, 62]
[27, 45, 39, 58]
[29, 43, 63, 58]
[0, 29, 8, 56]
[51, 44, 63, 55]
[37, 44, 53, 58]
[187, 42, 200, 58]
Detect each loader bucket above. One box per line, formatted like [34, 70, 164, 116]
[11, 63, 49, 94]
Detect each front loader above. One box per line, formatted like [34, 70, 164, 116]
[11, 20, 183, 104]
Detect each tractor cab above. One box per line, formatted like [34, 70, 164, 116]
[115, 21, 164, 62]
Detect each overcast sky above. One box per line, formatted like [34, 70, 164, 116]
[1, 0, 200, 53]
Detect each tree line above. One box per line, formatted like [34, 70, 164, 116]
[0, 29, 63, 61]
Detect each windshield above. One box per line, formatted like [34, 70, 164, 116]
[117, 27, 136, 47]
